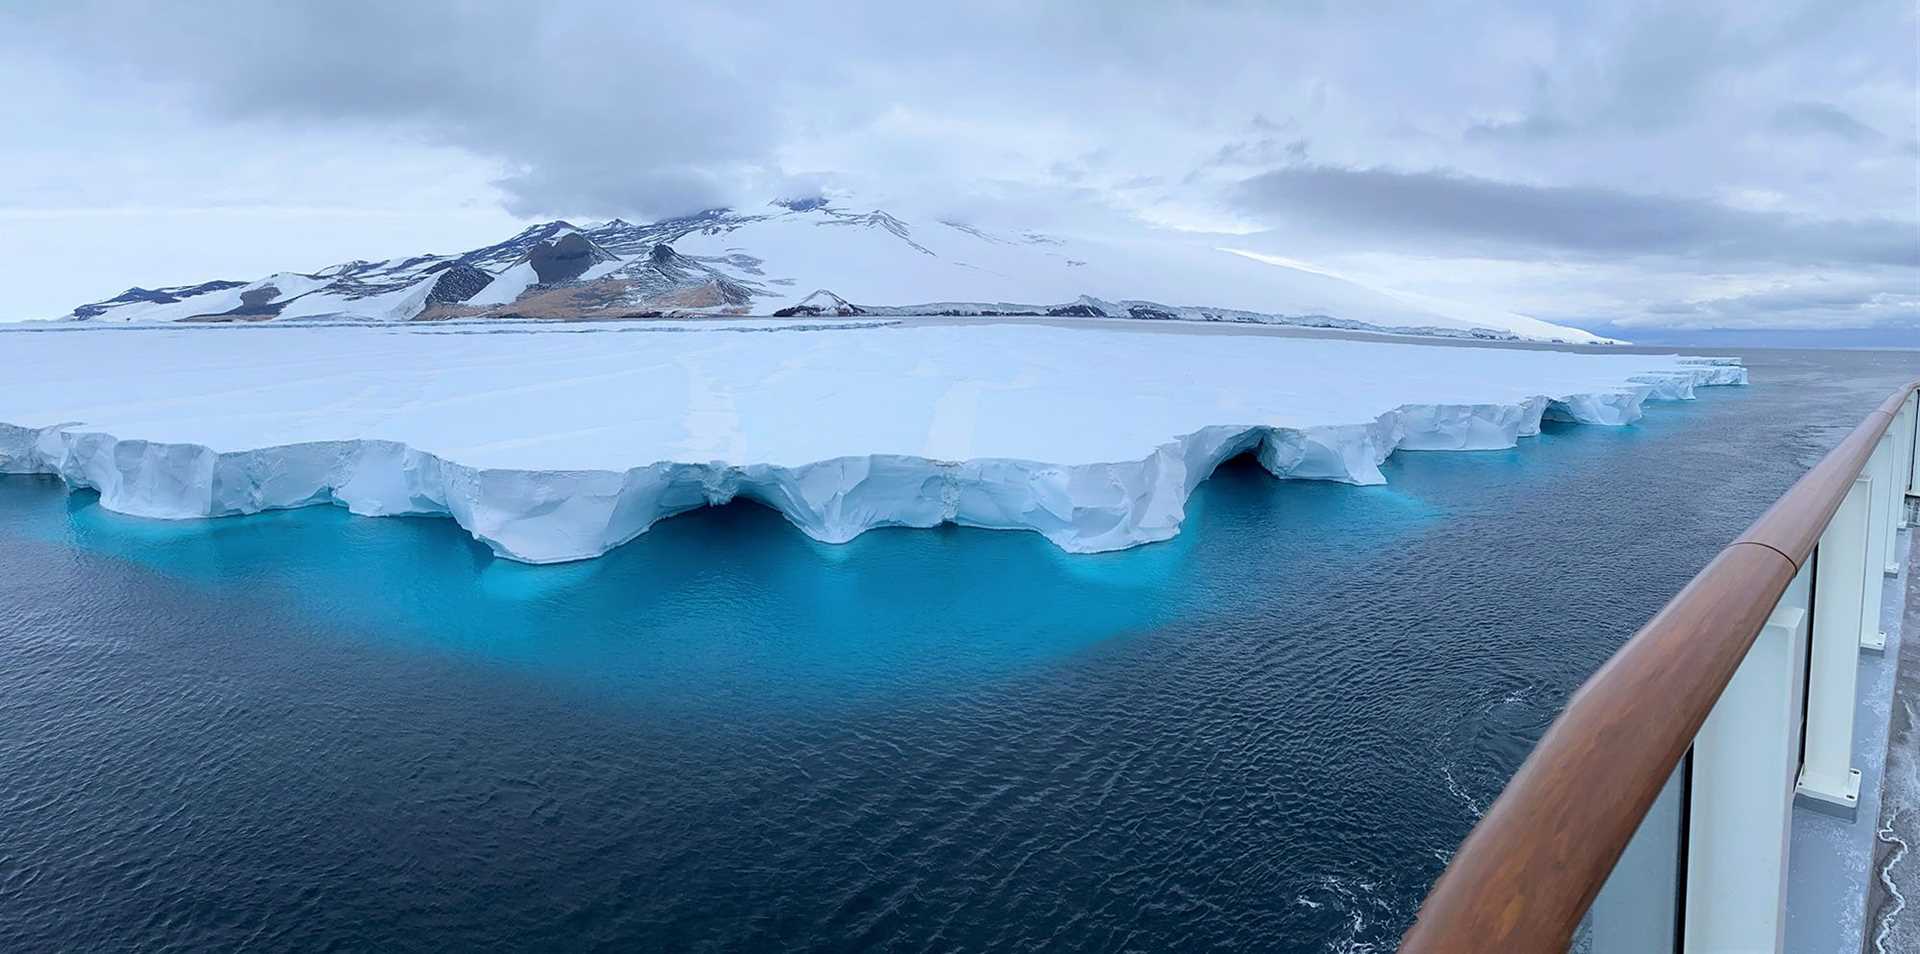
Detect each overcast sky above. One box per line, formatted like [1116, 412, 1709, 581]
[2, 1, 1915, 341]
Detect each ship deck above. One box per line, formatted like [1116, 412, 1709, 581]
[1790, 510, 1916, 952]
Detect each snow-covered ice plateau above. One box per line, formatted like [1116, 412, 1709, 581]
[0, 320, 1746, 563]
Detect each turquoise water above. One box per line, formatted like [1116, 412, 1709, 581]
[11, 459, 1433, 715]
[1, 348, 1914, 952]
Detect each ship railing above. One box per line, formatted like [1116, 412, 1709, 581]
[1400, 379, 1920, 953]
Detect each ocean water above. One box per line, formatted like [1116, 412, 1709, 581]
[0, 348, 1913, 952]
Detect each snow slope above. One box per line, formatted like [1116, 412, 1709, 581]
[56, 202, 1607, 342]
[663, 211, 1583, 339]
[0, 320, 1741, 562]
[467, 262, 538, 307]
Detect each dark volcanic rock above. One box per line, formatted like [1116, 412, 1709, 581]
[455, 221, 579, 271]
[773, 289, 865, 317]
[173, 279, 250, 298]
[1045, 303, 1105, 317]
[528, 233, 606, 284]
[107, 287, 182, 305]
[214, 285, 289, 318]
[425, 263, 494, 305]
[72, 281, 248, 319]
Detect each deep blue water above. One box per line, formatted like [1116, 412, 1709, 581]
[1, 348, 1913, 952]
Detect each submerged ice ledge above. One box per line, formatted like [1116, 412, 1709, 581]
[0, 357, 1747, 564]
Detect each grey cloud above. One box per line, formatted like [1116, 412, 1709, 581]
[494, 165, 736, 222]
[1458, 4, 1899, 145]
[4, 2, 799, 220]
[1770, 102, 1884, 143]
[1631, 279, 1919, 330]
[1594, 6, 1737, 129]
[1463, 115, 1570, 143]
[1047, 161, 1087, 184]
[1588, 2, 1873, 131]
[1232, 165, 1919, 268]
[1250, 114, 1297, 134]
[3, 0, 1917, 337]
[1648, 286, 1904, 316]
[1209, 138, 1310, 167]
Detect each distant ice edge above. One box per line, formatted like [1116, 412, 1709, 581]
[0, 361, 1748, 564]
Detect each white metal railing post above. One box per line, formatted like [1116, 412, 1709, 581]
[1908, 391, 1920, 500]
[1797, 476, 1873, 817]
[1888, 397, 1914, 544]
[1905, 391, 1919, 510]
[1861, 435, 1894, 652]
[1683, 562, 1812, 953]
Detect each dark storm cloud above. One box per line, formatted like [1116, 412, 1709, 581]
[1232, 165, 1919, 267]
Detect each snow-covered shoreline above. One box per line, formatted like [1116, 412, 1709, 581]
[0, 321, 1745, 563]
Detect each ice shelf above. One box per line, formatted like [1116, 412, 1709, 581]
[0, 320, 1746, 563]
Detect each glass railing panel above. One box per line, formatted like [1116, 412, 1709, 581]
[1568, 757, 1687, 953]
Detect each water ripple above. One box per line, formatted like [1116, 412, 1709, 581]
[0, 348, 1914, 952]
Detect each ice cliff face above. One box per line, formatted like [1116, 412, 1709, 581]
[0, 321, 1742, 563]
[55, 200, 1604, 343]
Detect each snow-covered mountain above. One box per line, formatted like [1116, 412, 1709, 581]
[61, 200, 1606, 343]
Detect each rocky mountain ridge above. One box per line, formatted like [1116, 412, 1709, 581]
[59, 200, 1605, 342]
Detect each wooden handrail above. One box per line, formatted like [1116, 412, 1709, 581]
[1400, 378, 1920, 952]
